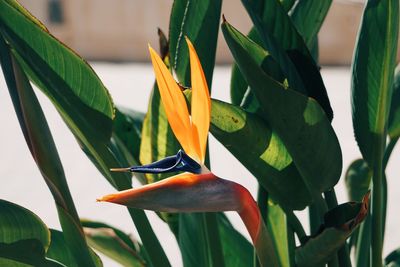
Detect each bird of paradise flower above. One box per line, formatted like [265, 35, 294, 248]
[98, 37, 279, 267]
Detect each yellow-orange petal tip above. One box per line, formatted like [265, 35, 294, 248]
[96, 194, 116, 202]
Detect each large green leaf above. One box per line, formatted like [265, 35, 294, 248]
[290, 0, 332, 49]
[169, 0, 222, 87]
[0, 239, 65, 267]
[0, 200, 61, 266]
[230, 0, 331, 113]
[0, 0, 114, 138]
[266, 199, 290, 267]
[0, 38, 99, 267]
[230, 28, 284, 113]
[0, 200, 50, 249]
[345, 159, 371, 202]
[240, 0, 333, 120]
[351, 0, 399, 167]
[0, 2, 169, 265]
[209, 97, 311, 210]
[47, 230, 78, 267]
[295, 195, 369, 267]
[385, 248, 400, 267]
[113, 107, 146, 184]
[217, 214, 252, 267]
[82, 220, 146, 267]
[114, 108, 145, 166]
[388, 64, 400, 139]
[223, 21, 342, 198]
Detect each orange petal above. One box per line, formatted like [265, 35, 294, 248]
[186, 37, 211, 163]
[98, 172, 243, 213]
[148, 46, 196, 158]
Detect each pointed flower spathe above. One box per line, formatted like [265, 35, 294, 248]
[99, 39, 279, 267]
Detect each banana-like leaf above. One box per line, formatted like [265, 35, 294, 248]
[114, 108, 145, 166]
[0, 39, 100, 267]
[389, 64, 400, 139]
[345, 159, 371, 202]
[351, 0, 399, 166]
[0, 200, 61, 266]
[47, 230, 78, 267]
[81, 220, 146, 267]
[280, 0, 296, 12]
[0, 0, 114, 139]
[0, 200, 50, 249]
[113, 108, 146, 184]
[223, 21, 342, 198]
[231, 0, 331, 112]
[266, 200, 290, 267]
[0, 239, 65, 267]
[230, 28, 284, 113]
[240, 0, 333, 120]
[169, 0, 222, 87]
[385, 248, 400, 267]
[295, 194, 370, 267]
[208, 97, 311, 210]
[290, 0, 332, 49]
[217, 214, 253, 267]
[0, 2, 168, 265]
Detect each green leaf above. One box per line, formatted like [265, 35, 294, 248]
[0, 3, 169, 265]
[240, 0, 333, 120]
[56, 206, 102, 267]
[0, 38, 99, 267]
[0, 0, 114, 136]
[280, 0, 296, 12]
[230, 27, 283, 112]
[209, 97, 311, 210]
[47, 230, 78, 267]
[81, 220, 146, 267]
[351, 0, 399, 166]
[223, 21, 342, 198]
[113, 108, 146, 184]
[0, 239, 65, 267]
[295, 195, 369, 267]
[388, 64, 400, 139]
[345, 159, 371, 202]
[385, 248, 400, 267]
[290, 0, 332, 49]
[266, 200, 290, 267]
[0, 200, 50, 249]
[114, 108, 145, 166]
[217, 214, 252, 267]
[169, 0, 222, 87]
[0, 200, 60, 266]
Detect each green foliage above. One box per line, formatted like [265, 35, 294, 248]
[81, 220, 146, 267]
[0, 0, 399, 266]
[222, 21, 342, 199]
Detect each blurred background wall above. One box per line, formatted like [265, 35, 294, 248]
[17, 0, 398, 64]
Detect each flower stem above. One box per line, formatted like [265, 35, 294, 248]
[371, 136, 385, 267]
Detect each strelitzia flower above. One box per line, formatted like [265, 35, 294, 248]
[98, 38, 278, 266]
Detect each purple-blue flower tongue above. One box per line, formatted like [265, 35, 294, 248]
[110, 150, 201, 174]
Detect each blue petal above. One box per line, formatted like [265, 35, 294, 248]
[129, 150, 201, 174]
